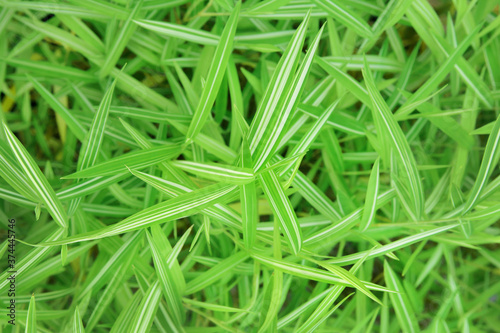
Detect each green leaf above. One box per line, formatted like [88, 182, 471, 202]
[296, 293, 353, 332]
[292, 171, 342, 222]
[240, 139, 258, 248]
[462, 114, 500, 214]
[146, 229, 185, 326]
[316, 261, 381, 304]
[63, 144, 182, 179]
[251, 23, 325, 170]
[289, 98, 342, 159]
[0, 140, 39, 202]
[68, 76, 118, 216]
[25, 294, 36, 333]
[78, 76, 116, 170]
[14, 15, 100, 60]
[130, 281, 162, 333]
[396, 25, 482, 117]
[313, 0, 373, 38]
[327, 224, 458, 265]
[185, 251, 248, 294]
[2, 1, 499, 330]
[251, 252, 389, 292]
[77, 231, 143, 301]
[28, 75, 87, 141]
[172, 160, 254, 184]
[73, 307, 85, 333]
[384, 260, 420, 333]
[360, 158, 380, 231]
[110, 291, 142, 333]
[406, 10, 492, 108]
[316, 57, 371, 107]
[40, 183, 237, 244]
[259, 168, 303, 254]
[294, 251, 370, 331]
[185, 2, 241, 142]
[135, 20, 218, 46]
[247, 12, 311, 158]
[363, 58, 424, 220]
[2, 122, 67, 228]
[183, 297, 248, 312]
[100, 0, 143, 78]
[127, 168, 242, 230]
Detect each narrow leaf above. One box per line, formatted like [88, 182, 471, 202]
[2, 122, 67, 228]
[384, 260, 420, 333]
[259, 168, 303, 254]
[363, 58, 424, 220]
[25, 294, 36, 333]
[185, 2, 241, 141]
[360, 158, 380, 231]
[64, 144, 182, 179]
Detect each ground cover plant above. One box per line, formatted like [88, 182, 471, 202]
[0, 0, 499, 331]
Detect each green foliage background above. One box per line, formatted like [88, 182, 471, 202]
[0, 0, 499, 332]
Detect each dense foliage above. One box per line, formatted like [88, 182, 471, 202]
[0, 0, 499, 332]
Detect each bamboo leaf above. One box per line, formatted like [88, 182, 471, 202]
[63, 144, 182, 179]
[172, 160, 254, 184]
[251, 23, 325, 170]
[130, 281, 162, 333]
[240, 139, 257, 248]
[313, 0, 373, 38]
[363, 58, 424, 220]
[185, 251, 248, 294]
[25, 294, 36, 333]
[462, 114, 500, 214]
[327, 224, 458, 265]
[39, 183, 237, 245]
[360, 158, 380, 231]
[251, 252, 390, 293]
[185, 2, 241, 141]
[2, 122, 67, 228]
[73, 307, 85, 333]
[384, 260, 420, 333]
[259, 168, 303, 254]
[247, 12, 311, 157]
[100, 1, 143, 78]
[146, 229, 185, 326]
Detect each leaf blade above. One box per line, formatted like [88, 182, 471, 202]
[185, 2, 241, 141]
[2, 122, 68, 228]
